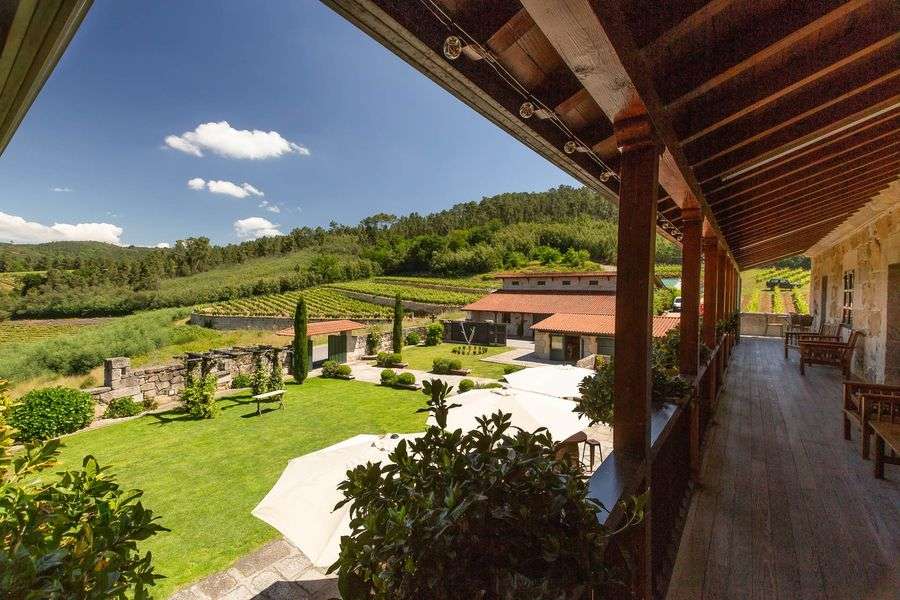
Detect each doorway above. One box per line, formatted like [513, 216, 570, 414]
[818, 275, 828, 327]
[564, 336, 580, 363]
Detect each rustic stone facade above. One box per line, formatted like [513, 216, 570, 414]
[808, 200, 899, 383]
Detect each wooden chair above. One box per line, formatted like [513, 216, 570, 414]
[784, 322, 838, 359]
[843, 381, 900, 459]
[799, 330, 860, 377]
[860, 394, 900, 479]
[555, 431, 587, 467]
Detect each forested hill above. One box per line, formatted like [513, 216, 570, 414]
[0, 241, 155, 272]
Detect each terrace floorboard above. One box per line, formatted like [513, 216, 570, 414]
[666, 337, 899, 600]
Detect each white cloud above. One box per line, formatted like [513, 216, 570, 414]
[258, 200, 281, 213]
[233, 217, 282, 239]
[51, 186, 73, 193]
[154, 242, 170, 248]
[187, 178, 264, 198]
[0, 211, 123, 245]
[165, 121, 310, 159]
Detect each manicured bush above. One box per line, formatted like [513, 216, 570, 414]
[432, 357, 451, 374]
[251, 353, 269, 395]
[269, 350, 285, 391]
[231, 372, 252, 389]
[322, 360, 341, 377]
[424, 322, 443, 346]
[448, 358, 462, 371]
[337, 364, 353, 377]
[458, 378, 475, 393]
[376, 352, 403, 367]
[503, 365, 523, 375]
[480, 382, 503, 389]
[380, 369, 396, 385]
[405, 331, 421, 346]
[396, 372, 416, 386]
[181, 372, 218, 419]
[103, 396, 143, 419]
[366, 326, 382, 355]
[9, 386, 94, 441]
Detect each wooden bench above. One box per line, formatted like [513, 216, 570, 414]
[799, 329, 860, 377]
[861, 394, 900, 479]
[785, 322, 837, 358]
[253, 389, 285, 415]
[843, 381, 900, 459]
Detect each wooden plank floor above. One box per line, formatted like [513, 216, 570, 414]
[667, 337, 900, 600]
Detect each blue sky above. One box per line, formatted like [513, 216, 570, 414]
[0, 0, 577, 247]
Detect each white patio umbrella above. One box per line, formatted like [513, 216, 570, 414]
[502, 364, 595, 399]
[429, 388, 590, 441]
[252, 433, 419, 568]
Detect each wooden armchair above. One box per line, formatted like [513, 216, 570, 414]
[859, 394, 900, 479]
[784, 322, 838, 359]
[843, 381, 900, 459]
[799, 329, 860, 377]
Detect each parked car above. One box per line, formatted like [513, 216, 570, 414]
[672, 296, 682, 312]
[766, 278, 795, 290]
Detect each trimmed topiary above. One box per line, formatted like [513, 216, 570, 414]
[405, 331, 421, 346]
[102, 396, 143, 419]
[396, 372, 416, 386]
[458, 378, 475, 393]
[9, 386, 95, 441]
[380, 369, 396, 385]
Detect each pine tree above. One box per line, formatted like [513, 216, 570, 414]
[392, 294, 403, 354]
[293, 298, 309, 383]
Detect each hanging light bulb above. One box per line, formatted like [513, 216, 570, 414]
[563, 141, 578, 154]
[443, 36, 463, 60]
[519, 101, 535, 119]
[599, 170, 612, 182]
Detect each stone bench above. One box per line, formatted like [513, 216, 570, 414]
[253, 389, 285, 415]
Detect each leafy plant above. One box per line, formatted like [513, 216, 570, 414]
[376, 352, 403, 368]
[395, 372, 415, 386]
[180, 373, 217, 419]
[431, 357, 451, 374]
[251, 353, 269, 396]
[458, 378, 475, 393]
[366, 326, 382, 355]
[392, 295, 404, 353]
[380, 369, 396, 385]
[330, 378, 638, 599]
[231, 372, 252, 389]
[293, 298, 309, 383]
[103, 396, 143, 419]
[9, 387, 94, 441]
[424, 322, 443, 346]
[337, 364, 353, 377]
[0, 400, 167, 598]
[404, 331, 421, 346]
[269, 350, 285, 391]
[322, 360, 351, 378]
[503, 365, 523, 375]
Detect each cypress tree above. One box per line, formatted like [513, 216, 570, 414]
[392, 294, 404, 354]
[293, 298, 309, 383]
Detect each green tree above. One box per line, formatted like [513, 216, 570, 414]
[293, 298, 309, 383]
[392, 295, 403, 353]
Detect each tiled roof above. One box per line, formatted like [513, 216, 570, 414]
[531, 313, 680, 338]
[492, 270, 616, 279]
[276, 319, 366, 337]
[463, 292, 617, 315]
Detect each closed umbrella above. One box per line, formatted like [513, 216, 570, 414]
[252, 433, 418, 568]
[430, 388, 590, 441]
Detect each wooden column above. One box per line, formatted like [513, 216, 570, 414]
[679, 206, 702, 376]
[716, 243, 727, 331]
[612, 105, 658, 600]
[702, 234, 719, 348]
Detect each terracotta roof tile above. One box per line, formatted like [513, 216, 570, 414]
[531, 313, 680, 337]
[463, 292, 616, 315]
[276, 319, 366, 337]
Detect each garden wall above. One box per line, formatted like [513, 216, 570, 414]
[188, 313, 392, 330]
[739, 313, 790, 337]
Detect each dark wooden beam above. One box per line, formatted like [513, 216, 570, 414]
[680, 205, 702, 377]
[444, 0, 524, 44]
[485, 8, 533, 54]
[702, 234, 719, 347]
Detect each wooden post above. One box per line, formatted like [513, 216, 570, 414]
[612, 104, 657, 600]
[716, 243, 726, 336]
[702, 234, 719, 348]
[680, 206, 702, 377]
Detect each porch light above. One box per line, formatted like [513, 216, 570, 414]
[443, 36, 463, 60]
[519, 101, 535, 119]
[563, 141, 578, 154]
[599, 170, 612, 182]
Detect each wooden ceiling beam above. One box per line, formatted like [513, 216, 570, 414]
[705, 120, 900, 202]
[732, 215, 852, 253]
[694, 86, 900, 182]
[442, 0, 524, 44]
[485, 8, 533, 54]
[660, 0, 874, 109]
[710, 147, 900, 210]
[670, 14, 900, 145]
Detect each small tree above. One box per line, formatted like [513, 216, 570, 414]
[293, 298, 309, 383]
[392, 295, 404, 353]
[424, 322, 443, 346]
[330, 378, 642, 599]
[251, 352, 270, 395]
[365, 325, 382, 355]
[269, 349, 285, 391]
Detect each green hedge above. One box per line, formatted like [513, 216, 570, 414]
[9, 387, 95, 441]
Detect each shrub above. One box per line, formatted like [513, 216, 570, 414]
[103, 396, 143, 419]
[479, 382, 503, 389]
[337, 364, 353, 377]
[503, 365, 523, 375]
[395, 372, 416, 386]
[251, 353, 269, 395]
[181, 373, 218, 419]
[376, 352, 402, 368]
[269, 350, 285, 391]
[432, 357, 451, 374]
[322, 360, 350, 378]
[424, 322, 443, 346]
[330, 378, 638, 598]
[380, 369, 396, 385]
[9, 387, 94, 441]
[458, 378, 475, 393]
[405, 331, 421, 346]
[366, 326, 382, 355]
[392, 295, 404, 353]
[142, 397, 159, 411]
[231, 372, 252, 388]
[448, 357, 462, 371]
[293, 298, 309, 383]
[0, 406, 167, 598]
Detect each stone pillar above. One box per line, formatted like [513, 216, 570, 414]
[104, 357, 131, 387]
[612, 104, 658, 600]
[702, 234, 719, 348]
[680, 205, 702, 376]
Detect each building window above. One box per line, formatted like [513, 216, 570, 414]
[549, 335, 564, 361]
[562, 280, 571, 286]
[511, 280, 520, 286]
[588, 280, 598, 286]
[842, 270, 854, 325]
[537, 280, 546, 286]
[596, 336, 615, 357]
[502, 312, 511, 324]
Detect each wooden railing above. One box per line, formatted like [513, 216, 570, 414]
[588, 333, 736, 598]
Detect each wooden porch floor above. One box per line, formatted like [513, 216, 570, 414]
[667, 337, 899, 600]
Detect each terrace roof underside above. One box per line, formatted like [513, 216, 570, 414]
[324, 0, 900, 269]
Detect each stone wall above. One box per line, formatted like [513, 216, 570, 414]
[336, 290, 454, 314]
[808, 205, 899, 383]
[739, 313, 790, 337]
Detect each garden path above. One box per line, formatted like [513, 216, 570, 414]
[346, 362, 495, 389]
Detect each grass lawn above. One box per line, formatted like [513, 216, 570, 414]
[52, 378, 427, 598]
[400, 343, 512, 379]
